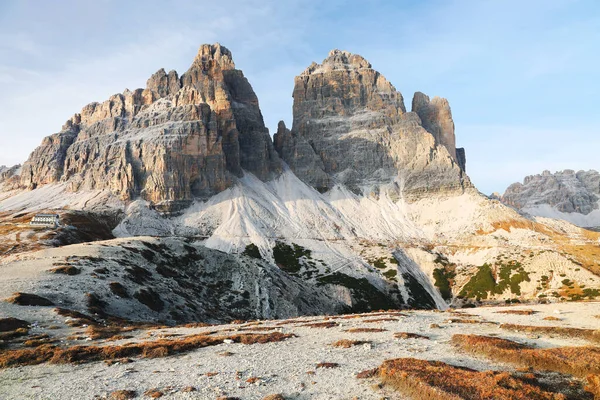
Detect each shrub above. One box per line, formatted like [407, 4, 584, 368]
[5, 292, 54, 306]
[242, 243, 262, 259]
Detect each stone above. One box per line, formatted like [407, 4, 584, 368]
[274, 49, 470, 197]
[502, 169, 600, 216]
[19, 44, 281, 212]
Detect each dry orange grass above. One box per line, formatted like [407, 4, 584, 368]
[586, 374, 600, 398]
[262, 395, 285, 400]
[362, 318, 399, 323]
[394, 332, 429, 340]
[316, 362, 339, 369]
[476, 218, 600, 276]
[476, 219, 554, 236]
[452, 334, 600, 378]
[496, 309, 538, 315]
[361, 357, 565, 399]
[344, 328, 386, 333]
[5, 292, 54, 306]
[330, 339, 370, 348]
[443, 318, 484, 324]
[85, 325, 136, 340]
[238, 326, 277, 332]
[0, 332, 295, 368]
[300, 321, 338, 329]
[543, 316, 562, 321]
[143, 388, 164, 398]
[109, 390, 137, 399]
[500, 323, 600, 344]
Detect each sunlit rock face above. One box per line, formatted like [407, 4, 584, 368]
[502, 170, 600, 228]
[20, 44, 281, 213]
[274, 49, 470, 198]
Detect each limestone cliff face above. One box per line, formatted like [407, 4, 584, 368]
[20, 44, 281, 212]
[274, 49, 470, 197]
[502, 170, 600, 215]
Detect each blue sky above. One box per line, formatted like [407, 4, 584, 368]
[0, 0, 598, 194]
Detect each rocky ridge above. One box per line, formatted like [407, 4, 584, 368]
[19, 44, 281, 213]
[274, 49, 469, 197]
[502, 169, 600, 228]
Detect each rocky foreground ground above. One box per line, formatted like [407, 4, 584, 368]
[1, 301, 599, 399]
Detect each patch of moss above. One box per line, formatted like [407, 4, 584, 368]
[368, 257, 387, 269]
[383, 269, 397, 279]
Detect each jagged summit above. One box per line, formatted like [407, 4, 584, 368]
[501, 169, 600, 228]
[19, 43, 281, 212]
[190, 43, 235, 70]
[274, 48, 469, 195]
[301, 49, 372, 75]
[17, 44, 471, 212]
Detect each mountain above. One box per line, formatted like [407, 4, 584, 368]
[502, 169, 600, 229]
[1, 44, 599, 326]
[18, 44, 281, 214]
[273, 49, 469, 196]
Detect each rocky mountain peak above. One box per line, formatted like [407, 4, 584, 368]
[411, 91, 457, 161]
[191, 43, 235, 71]
[301, 49, 371, 75]
[501, 170, 600, 227]
[275, 49, 470, 196]
[18, 43, 280, 212]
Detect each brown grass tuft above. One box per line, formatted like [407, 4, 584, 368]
[49, 265, 81, 275]
[246, 376, 261, 384]
[0, 332, 295, 368]
[0, 318, 29, 332]
[344, 328, 386, 333]
[300, 321, 338, 329]
[55, 308, 97, 327]
[143, 388, 163, 398]
[356, 368, 379, 379]
[500, 323, 600, 344]
[374, 357, 565, 399]
[316, 362, 339, 369]
[85, 325, 136, 340]
[452, 334, 600, 378]
[585, 374, 600, 398]
[330, 339, 370, 348]
[5, 292, 54, 306]
[394, 332, 430, 340]
[543, 316, 562, 321]
[0, 328, 29, 341]
[181, 386, 196, 392]
[109, 282, 130, 298]
[109, 390, 137, 400]
[238, 326, 276, 332]
[496, 309, 538, 315]
[362, 318, 398, 323]
[262, 394, 285, 400]
[443, 318, 484, 324]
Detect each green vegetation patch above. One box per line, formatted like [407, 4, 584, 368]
[459, 261, 530, 300]
[432, 254, 457, 301]
[272, 241, 312, 275]
[242, 243, 262, 260]
[317, 273, 397, 312]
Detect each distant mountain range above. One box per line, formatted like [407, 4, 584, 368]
[501, 170, 600, 230]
